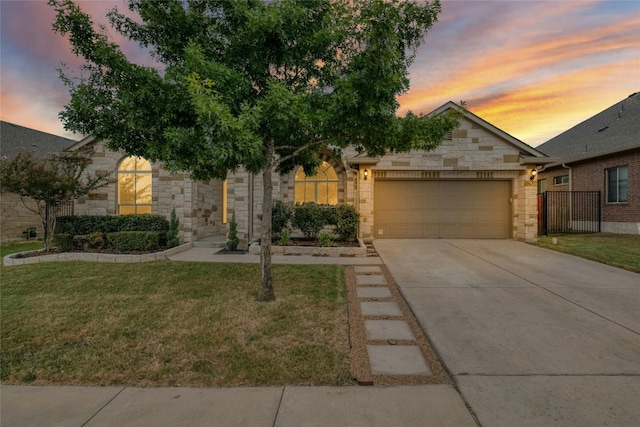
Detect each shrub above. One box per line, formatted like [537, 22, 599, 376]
[167, 208, 180, 248]
[55, 214, 169, 235]
[85, 232, 106, 249]
[227, 213, 240, 251]
[317, 231, 334, 247]
[106, 231, 159, 252]
[52, 233, 73, 252]
[272, 200, 294, 236]
[292, 202, 325, 238]
[334, 204, 360, 240]
[278, 229, 291, 246]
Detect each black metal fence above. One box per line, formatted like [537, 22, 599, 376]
[44, 201, 75, 240]
[538, 191, 601, 235]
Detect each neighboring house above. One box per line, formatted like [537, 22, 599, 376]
[536, 92, 640, 234]
[0, 121, 77, 241]
[73, 101, 550, 245]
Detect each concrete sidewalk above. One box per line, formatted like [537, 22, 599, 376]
[1, 385, 476, 427]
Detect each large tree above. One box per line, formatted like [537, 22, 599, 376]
[51, 0, 463, 301]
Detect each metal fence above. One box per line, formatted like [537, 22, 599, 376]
[538, 191, 601, 235]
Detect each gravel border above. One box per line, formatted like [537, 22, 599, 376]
[347, 264, 452, 386]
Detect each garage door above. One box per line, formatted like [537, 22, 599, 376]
[374, 180, 511, 238]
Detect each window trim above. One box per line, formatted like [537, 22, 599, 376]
[117, 156, 153, 215]
[553, 175, 569, 186]
[294, 161, 339, 205]
[606, 165, 629, 204]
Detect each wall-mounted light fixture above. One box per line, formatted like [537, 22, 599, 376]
[529, 169, 538, 181]
[363, 169, 369, 181]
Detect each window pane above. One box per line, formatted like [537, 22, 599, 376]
[119, 173, 135, 204]
[328, 182, 338, 205]
[607, 169, 618, 202]
[136, 158, 152, 171]
[136, 174, 152, 204]
[136, 205, 152, 214]
[119, 157, 136, 171]
[317, 182, 328, 204]
[119, 205, 136, 215]
[619, 167, 628, 202]
[295, 182, 305, 204]
[324, 162, 338, 180]
[295, 167, 307, 180]
[304, 182, 315, 203]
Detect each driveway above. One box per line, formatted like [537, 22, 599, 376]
[375, 239, 640, 427]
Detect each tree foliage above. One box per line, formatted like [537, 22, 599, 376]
[50, 0, 464, 300]
[0, 150, 112, 251]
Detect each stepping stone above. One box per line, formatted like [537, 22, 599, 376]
[357, 287, 391, 298]
[360, 301, 402, 317]
[356, 275, 387, 286]
[365, 320, 415, 341]
[367, 345, 432, 375]
[354, 266, 382, 274]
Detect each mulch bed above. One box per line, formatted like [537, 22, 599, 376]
[346, 264, 452, 386]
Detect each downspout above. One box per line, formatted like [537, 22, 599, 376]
[562, 163, 572, 230]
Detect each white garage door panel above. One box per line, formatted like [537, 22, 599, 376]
[374, 180, 511, 239]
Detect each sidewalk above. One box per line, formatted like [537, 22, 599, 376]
[1, 247, 477, 427]
[1, 384, 476, 427]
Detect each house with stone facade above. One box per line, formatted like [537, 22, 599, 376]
[0, 121, 77, 241]
[536, 92, 640, 234]
[68, 101, 549, 245]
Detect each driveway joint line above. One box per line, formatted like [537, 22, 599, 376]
[271, 386, 286, 427]
[444, 241, 640, 337]
[81, 386, 126, 426]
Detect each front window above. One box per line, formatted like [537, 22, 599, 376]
[607, 166, 628, 203]
[553, 175, 569, 186]
[294, 161, 338, 205]
[118, 156, 152, 214]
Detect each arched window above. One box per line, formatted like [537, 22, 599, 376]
[294, 161, 338, 205]
[118, 156, 152, 214]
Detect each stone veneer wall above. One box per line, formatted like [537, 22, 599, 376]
[344, 117, 540, 241]
[74, 140, 222, 243]
[0, 193, 44, 241]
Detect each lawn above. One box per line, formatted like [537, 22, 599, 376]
[0, 261, 352, 387]
[532, 233, 640, 273]
[0, 240, 44, 259]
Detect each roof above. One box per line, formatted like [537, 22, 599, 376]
[432, 101, 550, 160]
[0, 121, 78, 160]
[536, 92, 640, 165]
[347, 101, 551, 166]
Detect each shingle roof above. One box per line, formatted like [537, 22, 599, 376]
[536, 92, 640, 165]
[0, 121, 78, 160]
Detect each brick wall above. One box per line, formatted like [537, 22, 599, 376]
[537, 149, 640, 233]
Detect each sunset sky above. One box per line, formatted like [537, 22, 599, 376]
[1, 0, 639, 147]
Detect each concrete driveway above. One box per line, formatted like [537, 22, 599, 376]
[375, 239, 640, 427]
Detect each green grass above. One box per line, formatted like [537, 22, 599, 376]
[1, 241, 44, 259]
[532, 233, 640, 273]
[1, 261, 352, 387]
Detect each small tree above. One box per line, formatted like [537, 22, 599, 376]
[227, 213, 240, 251]
[0, 150, 112, 251]
[167, 207, 180, 248]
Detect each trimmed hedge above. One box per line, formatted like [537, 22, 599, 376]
[274, 202, 360, 240]
[106, 231, 160, 252]
[52, 233, 73, 252]
[56, 214, 169, 235]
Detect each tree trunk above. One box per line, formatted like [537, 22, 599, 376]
[256, 143, 276, 302]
